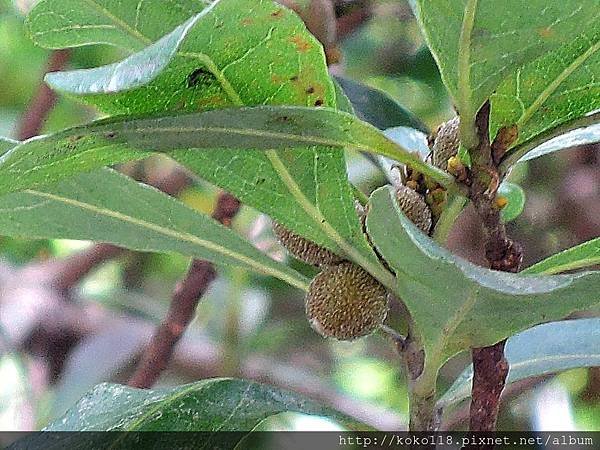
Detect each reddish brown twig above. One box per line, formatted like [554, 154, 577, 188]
[127, 192, 241, 388]
[41, 244, 125, 291]
[16, 49, 71, 140]
[467, 102, 522, 440]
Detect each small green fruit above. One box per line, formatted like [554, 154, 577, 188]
[432, 116, 460, 170]
[272, 222, 343, 266]
[306, 262, 388, 340]
[395, 185, 433, 234]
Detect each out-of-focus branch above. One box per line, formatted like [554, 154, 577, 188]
[30, 244, 125, 292]
[127, 192, 241, 389]
[441, 376, 550, 431]
[336, 2, 371, 40]
[16, 49, 71, 140]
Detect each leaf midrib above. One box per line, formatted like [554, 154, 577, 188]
[456, 0, 478, 148]
[517, 36, 600, 128]
[457, 0, 477, 111]
[40, 1, 382, 285]
[82, 0, 151, 48]
[429, 286, 479, 371]
[24, 188, 309, 290]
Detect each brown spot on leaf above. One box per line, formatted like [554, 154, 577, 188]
[491, 124, 518, 164]
[537, 26, 553, 38]
[241, 17, 253, 26]
[314, 99, 323, 106]
[306, 86, 315, 94]
[290, 35, 312, 53]
[271, 9, 283, 18]
[187, 67, 214, 88]
[290, 75, 299, 82]
[105, 132, 117, 139]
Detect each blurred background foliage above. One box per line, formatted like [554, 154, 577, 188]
[0, 0, 598, 433]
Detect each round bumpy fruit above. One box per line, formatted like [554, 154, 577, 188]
[395, 185, 433, 234]
[272, 222, 343, 266]
[432, 116, 460, 170]
[306, 262, 388, 340]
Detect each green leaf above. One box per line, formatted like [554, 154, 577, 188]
[26, 0, 384, 281]
[43, 12, 208, 95]
[517, 122, 600, 163]
[366, 186, 600, 374]
[498, 181, 525, 223]
[26, 0, 211, 51]
[0, 106, 462, 288]
[524, 238, 600, 276]
[14, 378, 358, 446]
[0, 168, 309, 290]
[0, 107, 453, 195]
[334, 76, 427, 132]
[438, 318, 600, 408]
[410, 0, 599, 147]
[491, 27, 600, 154]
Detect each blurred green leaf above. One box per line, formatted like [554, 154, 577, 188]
[410, 0, 599, 147]
[37, 378, 356, 434]
[492, 27, 600, 154]
[524, 238, 600, 276]
[334, 76, 427, 132]
[439, 318, 600, 408]
[366, 186, 600, 374]
[498, 181, 525, 223]
[332, 79, 355, 115]
[0, 168, 309, 289]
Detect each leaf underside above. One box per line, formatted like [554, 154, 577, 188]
[0, 168, 308, 289]
[366, 186, 600, 373]
[439, 318, 600, 408]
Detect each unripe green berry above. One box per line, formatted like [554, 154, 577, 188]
[306, 262, 388, 340]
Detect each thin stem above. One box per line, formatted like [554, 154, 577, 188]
[127, 192, 241, 388]
[221, 268, 245, 377]
[408, 380, 438, 433]
[351, 183, 369, 206]
[433, 195, 468, 244]
[16, 50, 71, 140]
[399, 320, 440, 434]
